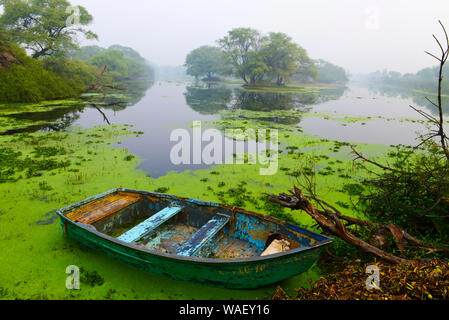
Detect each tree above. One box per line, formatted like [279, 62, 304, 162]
[218, 28, 265, 84]
[261, 32, 315, 86]
[218, 28, 317, 86]
[0, 43, 90, 102]
[269, 22, 449, 265]
[184, 45, 228, 80]
[295, 50, 318, 83]
[0, 0, 98, 59]
[69, 45, 105, 60]
[0, 25, 11, 48]
[109, 44, 146, 63]
[87, 48, 154, 83]
[315, 59, 348, 84]
[244, 49, 269, 84]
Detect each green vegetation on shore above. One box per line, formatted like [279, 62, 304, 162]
[0, 0, 154, 104]
[0, 43, 96, 103]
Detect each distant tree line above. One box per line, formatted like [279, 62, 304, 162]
[313, 59, 349, 84]
[184, 28, 348, 86]
[0, 0, 153, 103]
[355, 66, 449, 93]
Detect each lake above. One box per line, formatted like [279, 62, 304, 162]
[9, 81, 432, 175]
[0, 79, 439, 300]
[15, 80, 432, 177]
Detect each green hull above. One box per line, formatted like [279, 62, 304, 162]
[57, 188, 332, 289]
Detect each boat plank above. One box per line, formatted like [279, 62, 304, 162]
[175, 214, 230, 257]
[67, 193, 141, 224]
[57, 188, 334, 288]
[117, 206, 183, 243]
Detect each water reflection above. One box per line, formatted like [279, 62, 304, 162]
[9, 81, 412, 177]
[5, 105, 84, 134]
[366, 84, 449, 116]
[231, 90, 308, 111]
[183, 83, 343, 115]
[184, 84, 232, 115]
[3, 80, 155, 134]
[300, 84, 435, 146]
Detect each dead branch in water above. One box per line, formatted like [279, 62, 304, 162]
[86, 64, 124, 96]
[90, 103, 111, 125]
[84, 64, 128, 125]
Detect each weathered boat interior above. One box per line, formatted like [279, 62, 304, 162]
[65, 190, 317, 259]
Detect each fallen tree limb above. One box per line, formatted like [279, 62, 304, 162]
[351, 147, 400, 173]
[269, 186, 449, 264]
[269, 187, 409, 264]
[90, 103, 111, 125]
[86, 64, 124, 95]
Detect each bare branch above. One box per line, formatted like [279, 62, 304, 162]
[425, 50, 442, 62]
[439, 20, 449, 50]
[351, 147, 400, 172]
[433, 34, 445, 56]
[90, 104, 111, 125]
[425, 96, 440, 109]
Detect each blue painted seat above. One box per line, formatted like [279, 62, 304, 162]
[175, 214, 230, 257]
[117, 206, 182, 243]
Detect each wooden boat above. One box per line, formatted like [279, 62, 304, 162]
[56, 188, 333, 289]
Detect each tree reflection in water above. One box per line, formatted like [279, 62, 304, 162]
[184, 83, 347, 125]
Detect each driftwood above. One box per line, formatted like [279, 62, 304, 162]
[269, 186, 449, 264]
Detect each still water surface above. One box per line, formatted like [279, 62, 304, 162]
[12, 81, 435, 177]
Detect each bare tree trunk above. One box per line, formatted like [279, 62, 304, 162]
[413, 20, 449, 162]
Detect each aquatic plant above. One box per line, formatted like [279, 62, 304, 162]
[80, 267, 105, 287]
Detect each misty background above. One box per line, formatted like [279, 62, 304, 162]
[66, 0, 449, 76]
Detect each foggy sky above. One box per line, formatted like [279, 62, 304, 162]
[23, 1, 449, 74]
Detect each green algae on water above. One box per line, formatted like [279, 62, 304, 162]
[0, 101, 400, 300]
